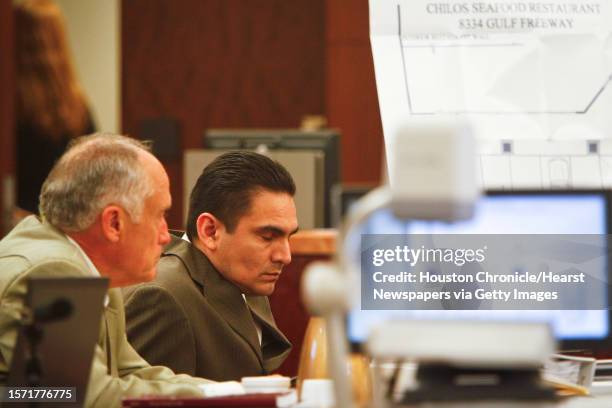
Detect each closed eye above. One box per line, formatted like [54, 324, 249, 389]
[260, 233, 277, 242]
[255, 225, 298, 242]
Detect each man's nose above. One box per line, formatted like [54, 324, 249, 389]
[272, 239, 292, 265]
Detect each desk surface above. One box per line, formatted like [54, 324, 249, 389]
[387, 396, 612, 407]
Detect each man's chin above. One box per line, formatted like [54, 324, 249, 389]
[253, 283, 276, 296]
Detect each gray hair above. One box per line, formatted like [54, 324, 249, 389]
[39, 132, 155, 231]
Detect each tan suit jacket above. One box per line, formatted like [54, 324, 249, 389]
[123, 236, 291, 381]
[0, 217, 211, 408]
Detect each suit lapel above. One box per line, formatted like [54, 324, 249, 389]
[245, 296, 290, 346]
[245, 296, 292, 372]
[164, 237, 264, 365]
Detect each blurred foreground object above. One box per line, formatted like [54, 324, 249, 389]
[368, 321, 556, 404]
[302, 119, 479, 407]
[296, 316, 372, 406]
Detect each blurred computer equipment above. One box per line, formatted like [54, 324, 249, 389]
[347, 190, 612, 353]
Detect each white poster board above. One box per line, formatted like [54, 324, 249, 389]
[370, 0, 612, 188]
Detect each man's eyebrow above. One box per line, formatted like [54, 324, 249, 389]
[256, 225, 299, 236]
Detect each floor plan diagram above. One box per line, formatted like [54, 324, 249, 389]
[371, 0, 612, 187]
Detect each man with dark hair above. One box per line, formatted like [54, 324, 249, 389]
[123, 151, 298, 381]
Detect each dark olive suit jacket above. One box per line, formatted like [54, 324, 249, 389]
[122, 236, 291, 381]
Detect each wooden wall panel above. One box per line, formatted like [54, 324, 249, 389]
[326, 0, 370, 42]
[0, 0, 15, 236]
[326, 0, 384, 183]
[122, 0, 326, 228]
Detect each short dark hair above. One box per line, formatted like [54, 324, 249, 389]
[186, 151, 296, 240]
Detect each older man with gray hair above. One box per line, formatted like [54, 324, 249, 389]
[0, 133, 213, 407]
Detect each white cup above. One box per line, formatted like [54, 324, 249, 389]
[300, 378, 335, 407]
[241, 375, 291, 393]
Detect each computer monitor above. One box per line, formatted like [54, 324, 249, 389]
[8, 277, 108, 406]
[347, 190, 612, 352]
[204, 128, 341, 227]
[330, 183, 377, 227]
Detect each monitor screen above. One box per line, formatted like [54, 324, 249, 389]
[347, 190, 612, 351]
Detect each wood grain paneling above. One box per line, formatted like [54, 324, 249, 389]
[0, 0, 15, 236]
[326, 0, 371, 43]
[122, 0, 325, 228]
[326, 0, 384, 184]
[326, 43, 383, 182]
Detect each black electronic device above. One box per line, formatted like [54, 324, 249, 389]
[8, 277, 108, 407]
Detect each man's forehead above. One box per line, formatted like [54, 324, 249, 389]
[141, 151, 171, 206]
[254, 224, 300, 237]
[238, 191, 297, 229]
[145, 178, 171, 213]
[141, 151, 169, 182]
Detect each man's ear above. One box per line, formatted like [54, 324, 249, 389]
[196, 212, 222, 250]
[100, 205, 124, 243]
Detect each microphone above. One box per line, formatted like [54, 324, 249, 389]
[33, 298, 73, 324]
